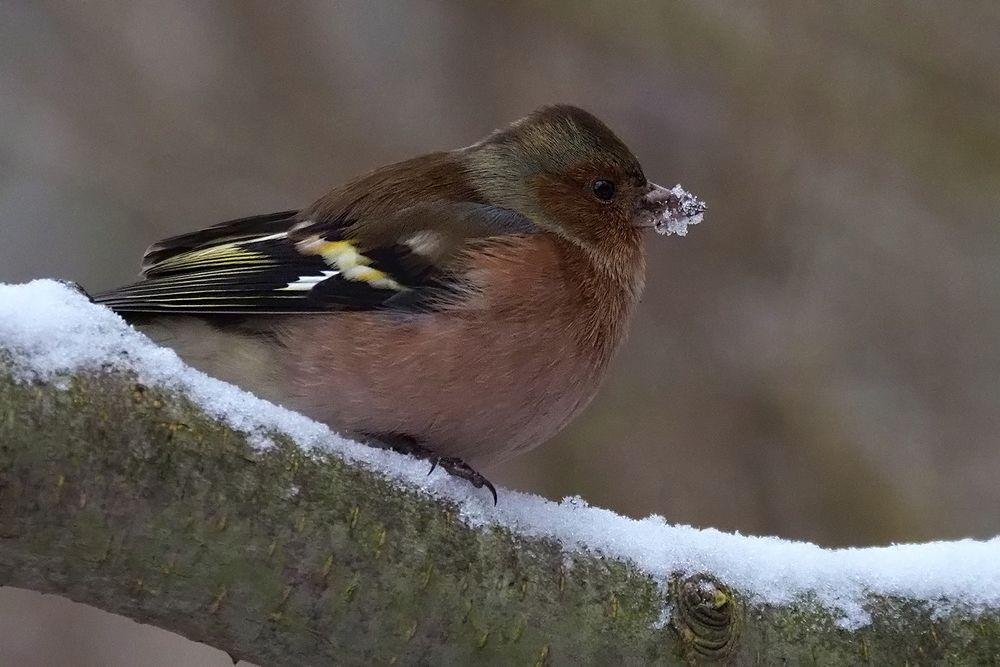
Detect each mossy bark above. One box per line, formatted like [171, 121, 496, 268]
[0, 364, 998, 665]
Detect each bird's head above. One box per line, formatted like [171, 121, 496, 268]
[465, 105, 688, 251]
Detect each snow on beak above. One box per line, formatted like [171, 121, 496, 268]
[634, 182, 707, 236]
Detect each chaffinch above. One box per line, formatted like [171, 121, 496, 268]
[96, 105, 705, 502]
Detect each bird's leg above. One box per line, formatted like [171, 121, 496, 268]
[365, 432, 497, 505]
[366, 432, 426, 457]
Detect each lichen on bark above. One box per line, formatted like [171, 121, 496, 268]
[1, 363, 999, 665]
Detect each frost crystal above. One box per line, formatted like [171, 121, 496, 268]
[658, 184, 707, 236]
[636, 182, 707, 236]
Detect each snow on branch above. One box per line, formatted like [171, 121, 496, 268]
[1, 280, 999, 664]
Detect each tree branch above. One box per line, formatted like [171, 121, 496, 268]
[1, 362, 999, 665]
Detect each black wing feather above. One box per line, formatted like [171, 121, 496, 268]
[141, 210, 300, 271]
[97, 203, 538, 316]
[97, 233, 395, 313]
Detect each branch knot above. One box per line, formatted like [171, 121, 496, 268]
[670, 573, 741, 661]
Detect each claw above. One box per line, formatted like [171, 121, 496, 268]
[483, 478, 498, 506]
[436, 457, 498, 505]
[364, 433, 497, 503]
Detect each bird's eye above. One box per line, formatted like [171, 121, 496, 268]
[592, 179, 616, 202]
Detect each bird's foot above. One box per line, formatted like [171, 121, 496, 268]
[365, 432, 497, 504]
[429, 456, 497, 505]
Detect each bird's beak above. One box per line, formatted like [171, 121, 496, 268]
[633, 182, 707, 236]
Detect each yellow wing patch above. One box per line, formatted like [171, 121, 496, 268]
[297, 238, 401, 290]
[150, 242, 271, 273]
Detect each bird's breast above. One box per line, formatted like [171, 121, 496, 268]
[284, 234, 644, 467]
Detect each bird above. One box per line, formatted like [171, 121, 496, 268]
[94, 104, 705, 503]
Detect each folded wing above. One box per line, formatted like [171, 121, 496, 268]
[95, 204, 537, 314]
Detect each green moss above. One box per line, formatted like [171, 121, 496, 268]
[2, 365, 1000, 665]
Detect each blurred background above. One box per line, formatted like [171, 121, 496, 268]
[2, 1, 999, 664]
